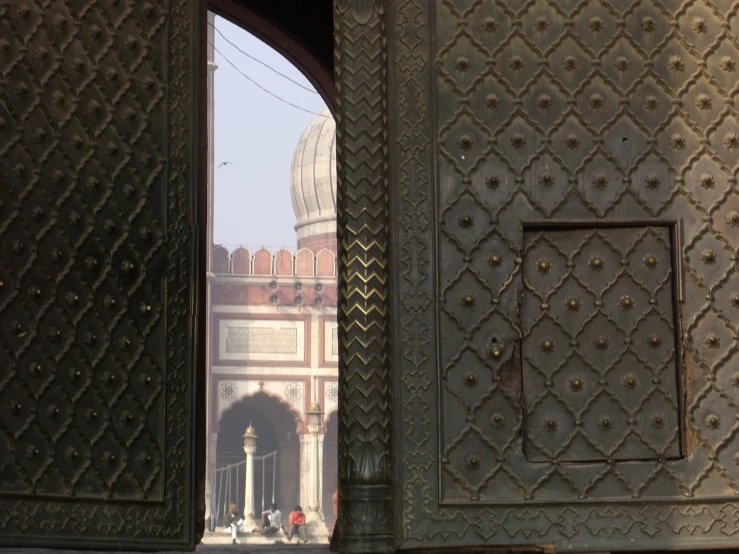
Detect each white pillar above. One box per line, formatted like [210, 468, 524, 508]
[204, 432, 218, 522]
[242, 425, 258, 531]
[309, 429, 320, 513]
[306, 404, 328, 537]
[204, 10, 217, 526]
[317, 432, 324, 519]
[299, 433, 310, 509]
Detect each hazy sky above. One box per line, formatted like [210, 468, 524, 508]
[211, 15, 328, 250]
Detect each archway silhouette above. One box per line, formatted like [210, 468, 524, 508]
[209, 0, 335, 114]
[216, 392, 302, 522]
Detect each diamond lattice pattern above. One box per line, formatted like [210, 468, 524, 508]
[434, 0, 739, 502]
[521, 226, 680, 462]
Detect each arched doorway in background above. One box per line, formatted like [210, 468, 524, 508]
[204, 0, 338, 536]
[215, 392, 301, 522]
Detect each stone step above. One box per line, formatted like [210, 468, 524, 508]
[201, 529, 330, 546]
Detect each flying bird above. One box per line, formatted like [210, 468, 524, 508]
[218, 161, 234, 168]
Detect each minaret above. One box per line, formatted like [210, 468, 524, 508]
[207, 11, 217, 260]
[205, 10, 218, 529]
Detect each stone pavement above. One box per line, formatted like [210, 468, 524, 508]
[0, 546, 329, 554]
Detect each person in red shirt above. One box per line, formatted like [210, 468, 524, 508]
[287, 505, 308, 543]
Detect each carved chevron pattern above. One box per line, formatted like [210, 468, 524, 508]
[334, 0, 393, 551]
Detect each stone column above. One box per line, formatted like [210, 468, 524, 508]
[334, 1, 394, 551]
[204, 432, 218, 527]
[206, 11, 217, 260]
[306, 403, 328, 536]
[318, 431, 324, 518]
[299, 433, 310, 509]
[242, 424, 258, 531]
[204, 11, 217, 531]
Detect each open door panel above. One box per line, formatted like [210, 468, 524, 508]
[390, 0, 739, 551]
[0, 0, 206, 549]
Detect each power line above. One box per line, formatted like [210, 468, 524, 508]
[209, 40, 329, 118]
[208, 20, 318, 95]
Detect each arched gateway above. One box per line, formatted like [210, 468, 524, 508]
[204, 70, 339, 542]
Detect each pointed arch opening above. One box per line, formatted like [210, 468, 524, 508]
[215, 392, 302, 526]
[203, 2, 338, 544]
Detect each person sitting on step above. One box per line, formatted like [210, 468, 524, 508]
[286, 505, 309, 544]
[227, 503, 244, 545]
[260, 503, 283, 537]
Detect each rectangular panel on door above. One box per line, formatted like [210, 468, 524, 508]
[521, 225, 681, 462]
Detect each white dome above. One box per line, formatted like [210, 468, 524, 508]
[290, 108, 337, 248]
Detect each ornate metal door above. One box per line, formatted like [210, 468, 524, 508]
[391, 0, 739, 550]
[0, 0, 205, 549]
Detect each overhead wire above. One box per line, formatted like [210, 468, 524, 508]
[208, 20, 318, 94]
[216, 244, 296, 250]
[208, 41, 329, 118]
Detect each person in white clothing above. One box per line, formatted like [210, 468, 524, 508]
[227, 503, 244, 545]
